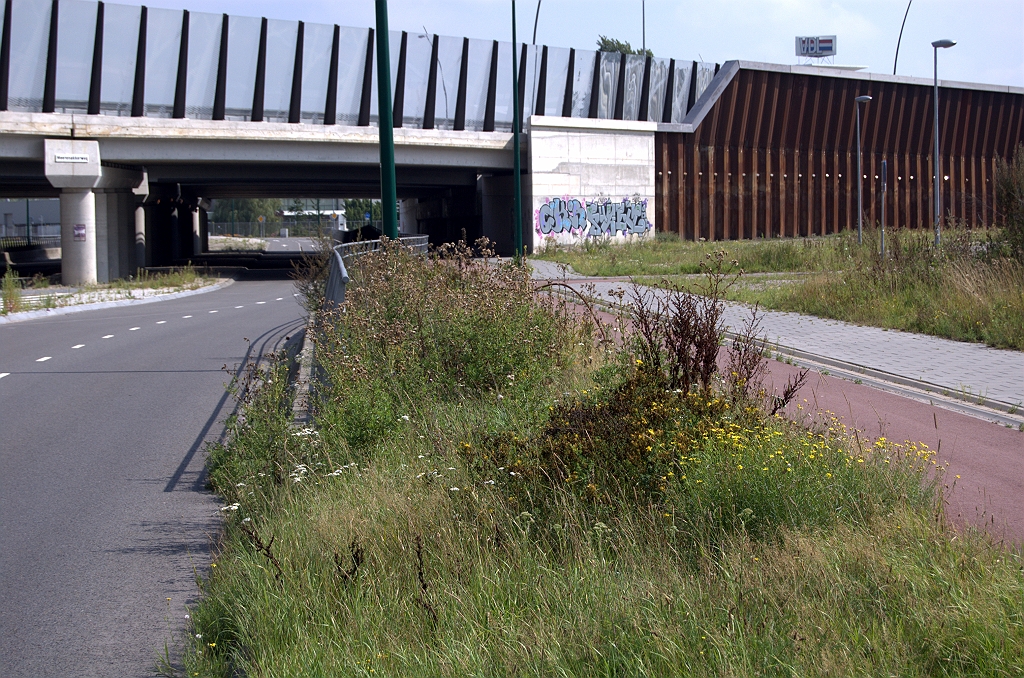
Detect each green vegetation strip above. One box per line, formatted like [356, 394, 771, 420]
[537, 226, 1024, 351]
[185, 242, 1023, 677]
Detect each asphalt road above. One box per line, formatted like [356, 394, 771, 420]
[0, 276, 306, 677]
[265, 237, 316, 253]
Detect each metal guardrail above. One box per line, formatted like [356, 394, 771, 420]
[322, 235, 429, 311]
[1, 236, 62, 251]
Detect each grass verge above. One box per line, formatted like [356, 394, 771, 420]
[182, 241, 1024, 677]
[538, 227, 1024, 350]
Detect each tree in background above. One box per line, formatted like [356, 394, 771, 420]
[596, 36, 653, 58]
[343, 199, 383, 225]
[211, 198, 282, 224]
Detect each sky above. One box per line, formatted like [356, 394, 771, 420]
[112, 0, 1023, 88]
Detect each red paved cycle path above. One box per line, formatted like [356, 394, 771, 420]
[765, 360, 1024, 546]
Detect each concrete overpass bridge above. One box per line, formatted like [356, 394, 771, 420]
[0, 0, 721, 283]
[1, 0, 1021, 284]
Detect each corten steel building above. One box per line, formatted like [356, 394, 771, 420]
[1, 0, 1022, 281]
[656, 61, 1024, 242]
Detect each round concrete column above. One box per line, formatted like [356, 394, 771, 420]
[60, 189, 97, 285]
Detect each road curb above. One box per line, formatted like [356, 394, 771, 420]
[290, 314, 316, 426]
[0, 279, 233, 324]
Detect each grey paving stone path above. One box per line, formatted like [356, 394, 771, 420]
[529, 259, 1024, 408]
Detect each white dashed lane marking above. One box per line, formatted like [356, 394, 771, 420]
[0, 373, 9, 379]
[12, 292, 280, 373]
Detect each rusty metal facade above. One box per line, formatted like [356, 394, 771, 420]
[656, 68, 1024, 240]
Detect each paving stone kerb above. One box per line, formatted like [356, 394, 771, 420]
[528, 260, 1024, 409]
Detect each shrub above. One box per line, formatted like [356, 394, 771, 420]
[996, 142, 1024, 260]
[312, 238, 591, 453]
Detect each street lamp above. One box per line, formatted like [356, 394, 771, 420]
[854, 95, 872, 245]
[932, 38, 956, 247]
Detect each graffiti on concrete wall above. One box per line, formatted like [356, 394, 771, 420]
[536, 196, 651, 238]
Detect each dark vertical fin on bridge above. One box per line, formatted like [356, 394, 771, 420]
[0, 0, 10, 111]
[587, 51, 601, 118]
[516, 43, 527, 131]
[87, 2, 104, 114]
[131, 6, 147, 117]
[561, 48, 574, 117]
[357, 27, 373, 126]
[534, 45, 547, 115]
[661, 58, 674, 123]
[483, 40, 498, 131]
[323, 24, 339, 125]
[453, 37, 468, 130]
[638, 54, 651, 121]
[422, 33, 438, 129]
[43, 0, 59, 113]
[172, 9, 189, 119]
[251, 17, 267, 121]
[613, 52, 626, 120]
[212, 13, 228, 120]
[392, 31, 407, 128]
[686, 61, 697, 113]
[288, 21, 304, 123]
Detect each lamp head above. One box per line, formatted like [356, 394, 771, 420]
[932, 39, 957, 49]
[855, 95, 872, 103]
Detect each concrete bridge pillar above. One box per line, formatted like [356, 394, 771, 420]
[95, 190, 139, 282]
[59, 189, 98, 285]
[191, 206, 201, 257]
[135, 204, 149, 269]
[44, 139, 146, 282]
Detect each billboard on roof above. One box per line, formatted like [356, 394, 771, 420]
[795, 36, 837, 58]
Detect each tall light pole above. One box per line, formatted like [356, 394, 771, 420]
[376, 0, 399, 239]
[854, 95, 871, 245]
[512, 0, 524, 260]
[932, 38, 955, 247]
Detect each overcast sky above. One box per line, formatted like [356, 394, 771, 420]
[118, 0, 1023, 87]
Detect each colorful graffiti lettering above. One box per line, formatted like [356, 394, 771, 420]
[536, 196, 651, 237]
[537, 197, 588, 235]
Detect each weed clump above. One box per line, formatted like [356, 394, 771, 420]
[313, 238, 590, 451]
[2, 268, 22, 313]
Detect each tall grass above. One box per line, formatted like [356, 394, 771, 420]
[741, 228, 1024, 350]
[182, 241, 1024, 677]
[535, 231, 866, 277]
[539, 225, 1024, 350]
[2, 268, 22, 314]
